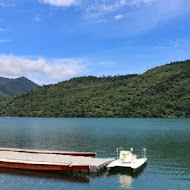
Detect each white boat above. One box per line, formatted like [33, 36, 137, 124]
[107, 147, 147, 172]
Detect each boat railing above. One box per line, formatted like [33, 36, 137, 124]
[142, 148, 147, 158]
[116, 147, 123, 159]
[136, 154, 140, 158]
[116, 147, 147, 160]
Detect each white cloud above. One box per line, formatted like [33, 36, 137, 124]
[40, 0, 152, 9]
[38, 0, 154, 23]
[0, 2, 15, 7]
[155, 40, 190, 49]
[114, 14, 124, 20]
[90, 19, 108, 24]
[0, 54, 89, 84]
[89, 0, 190, 37]
[84, 2, 121, 19]
[39, 0, 79, 7]
[120, 0, 126, 5]
[127, 0, 153, 7]
[83, 0, 153, 21]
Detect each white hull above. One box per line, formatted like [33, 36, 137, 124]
[107, 158, 147, 171]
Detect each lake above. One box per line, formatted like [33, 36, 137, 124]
[0, 117, 189, 190]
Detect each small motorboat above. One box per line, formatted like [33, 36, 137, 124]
[107, 147, 147, 172]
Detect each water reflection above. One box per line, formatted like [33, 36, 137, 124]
[0, 118, 189, 190]
[0, 169, 90, 183]
[107, 164, 147, 189]
[119, 175, 133, 189]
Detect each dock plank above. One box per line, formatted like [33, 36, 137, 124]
[0, 147, 96, 157]
[0, 150, 114, 172]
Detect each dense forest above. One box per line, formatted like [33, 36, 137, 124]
[0, 76, 39, 98]
[0, 60, 190, 118]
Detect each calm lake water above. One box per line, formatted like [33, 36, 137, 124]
[0, 117, 189, 190]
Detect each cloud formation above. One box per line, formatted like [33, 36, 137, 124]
[155, 40, 190, 49]
[39, 0, 153, 17]
[81, 0, 190, 37]
[114, 14, 124, 20]
[0, 54, 88, 84]
[0, 2, 15, 7]
[127, 0, 153, 6]
[81, 0, 154, 22]
[90, 19, 108, 23]
[39, 0, 79, 7]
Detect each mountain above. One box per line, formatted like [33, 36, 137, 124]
[0, 60, 190, 118]
[0, 77, 39, 98]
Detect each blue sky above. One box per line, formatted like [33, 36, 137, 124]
[0, 0, 190, 84]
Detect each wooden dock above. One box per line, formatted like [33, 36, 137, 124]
[0, 148, 114, 173]
[0, 147, 96, 157]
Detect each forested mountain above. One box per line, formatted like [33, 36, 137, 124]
[0, 60, 190, 118]
[0, 77, 39, 98]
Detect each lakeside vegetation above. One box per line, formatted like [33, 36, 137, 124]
[0, 60, 190, 118]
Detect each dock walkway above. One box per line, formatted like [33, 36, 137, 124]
[0, 148, 114, 172]
[0, 147, 96, 157]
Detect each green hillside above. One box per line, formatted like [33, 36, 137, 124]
[0, 60, 190, 118]
[0, 77, 39, 98]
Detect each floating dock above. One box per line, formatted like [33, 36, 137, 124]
[0, 148, 114, 173]
[0, 147, 96, 157]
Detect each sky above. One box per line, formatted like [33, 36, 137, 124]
[0, 0, 190, 85]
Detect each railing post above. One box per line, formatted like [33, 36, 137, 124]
[117, 147, 123, 159]
[142, 148, 147, 158]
